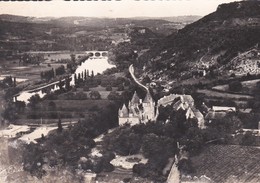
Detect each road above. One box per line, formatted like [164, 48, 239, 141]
[129, 64, 148, 91]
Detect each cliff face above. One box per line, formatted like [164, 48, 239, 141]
[141, 1, 260, 79]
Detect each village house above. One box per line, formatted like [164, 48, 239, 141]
[212, 106, 236, 112]
[205, 105, 236, 124]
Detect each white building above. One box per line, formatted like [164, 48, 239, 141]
[118, 90, 156, 126]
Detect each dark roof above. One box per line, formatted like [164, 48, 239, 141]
[130, 91, 140, 104]
[120, 104, 128, 117]
[143, 90, 153, 103]
[205, 111, 227, 120]
[190, 145, 260, 183]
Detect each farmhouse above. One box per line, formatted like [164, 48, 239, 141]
[205, 106, 236, 123]
[118, 90, 157, 126]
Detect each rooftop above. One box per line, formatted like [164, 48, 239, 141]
[190, 145, 260, 183]
[212, 106, 236, 112]
[130, 91, 140, 104]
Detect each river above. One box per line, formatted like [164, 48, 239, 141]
[16, 56, 115, 103]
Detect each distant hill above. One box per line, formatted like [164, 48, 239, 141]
[0, 14, 200, 52]
[0, 15, 171, 28]
[0, 14, 200, 25]
[129, 16, 202, 23]
[140, 1, 260, 79]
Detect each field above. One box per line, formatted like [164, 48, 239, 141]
[42, 99, 113, 111]
[0, 57, 66, 88]
[197, 89, 253, 100]
[17, 99, 114, 123]
[191, 145, 260, 183]
[212, 79, 260, 95]
[197, 89, 253, 107]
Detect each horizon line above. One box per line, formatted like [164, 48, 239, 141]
[0, 13, 202, 19]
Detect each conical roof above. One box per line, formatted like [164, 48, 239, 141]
[120, 103, 129, 117]
[130, 91, 140, 104]
[143, 90, 153, 103]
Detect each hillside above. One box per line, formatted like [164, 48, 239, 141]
[141, 1, 260, 79]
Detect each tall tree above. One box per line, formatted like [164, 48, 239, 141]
[13, 77, 16, 87]
[74, 74, 77, 85]
[91, 70, 94, 78]
[57, 118, 63, 133]
[84, 69, 87, 80]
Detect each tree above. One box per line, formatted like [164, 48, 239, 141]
[55, 65, 65, 76]
[15, 101, 26, 113]
[74, 74, 78, 85]
[84, 69, 87, 80]
[117, 84, 124, 91]
[183, 127, 204, 155]
[2, 76, 13, 88]
[89, 91, 101, 99]
[142, 133, 177, 159]
[142, 75, 151, 84]
[107, 91, 121, 100]
[178, 159, 194, 174]
[4, 87, 20, 101]
[65, 76, 71, 91]
[2, 103, 18, 121]
[28, 94, 41, 109]
[210, 113, 242, 134]
[48, 101, 56, 110]
[91, 70, 94, 78]
[229, 80, 242, 92]
[58, 80, 65, 90]
[57, 118, 63, 133]
[106, 85, 112, 91]
[241, 131, 255, 146]
[70, 54, 76, 62]
[13, 77, 16, 87]
[107, 129, 142, 156]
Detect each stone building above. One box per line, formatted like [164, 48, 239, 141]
[118, 90, 157, 126]
[158, 94, 205, 129]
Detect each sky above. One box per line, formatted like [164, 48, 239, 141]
[0, 0, 238, 18]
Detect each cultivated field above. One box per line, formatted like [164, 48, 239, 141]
[197, 89, 253, 100]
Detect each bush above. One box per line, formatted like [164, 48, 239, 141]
[48, 101, 56, 110]
[117, 84, 124, 91]
[83, 86, 90, 91]
[178, 159, 194, 174]
[106, 85, 113, 91]
[229, 80, 242, 92]
[240, 131, 256, 146]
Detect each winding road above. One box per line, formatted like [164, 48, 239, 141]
[129, 64, 148, 91]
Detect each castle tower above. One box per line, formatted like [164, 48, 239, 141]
[130, 91, 140, 107]
[142, 90, 155, 121]
[118, 104, 129, 117]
